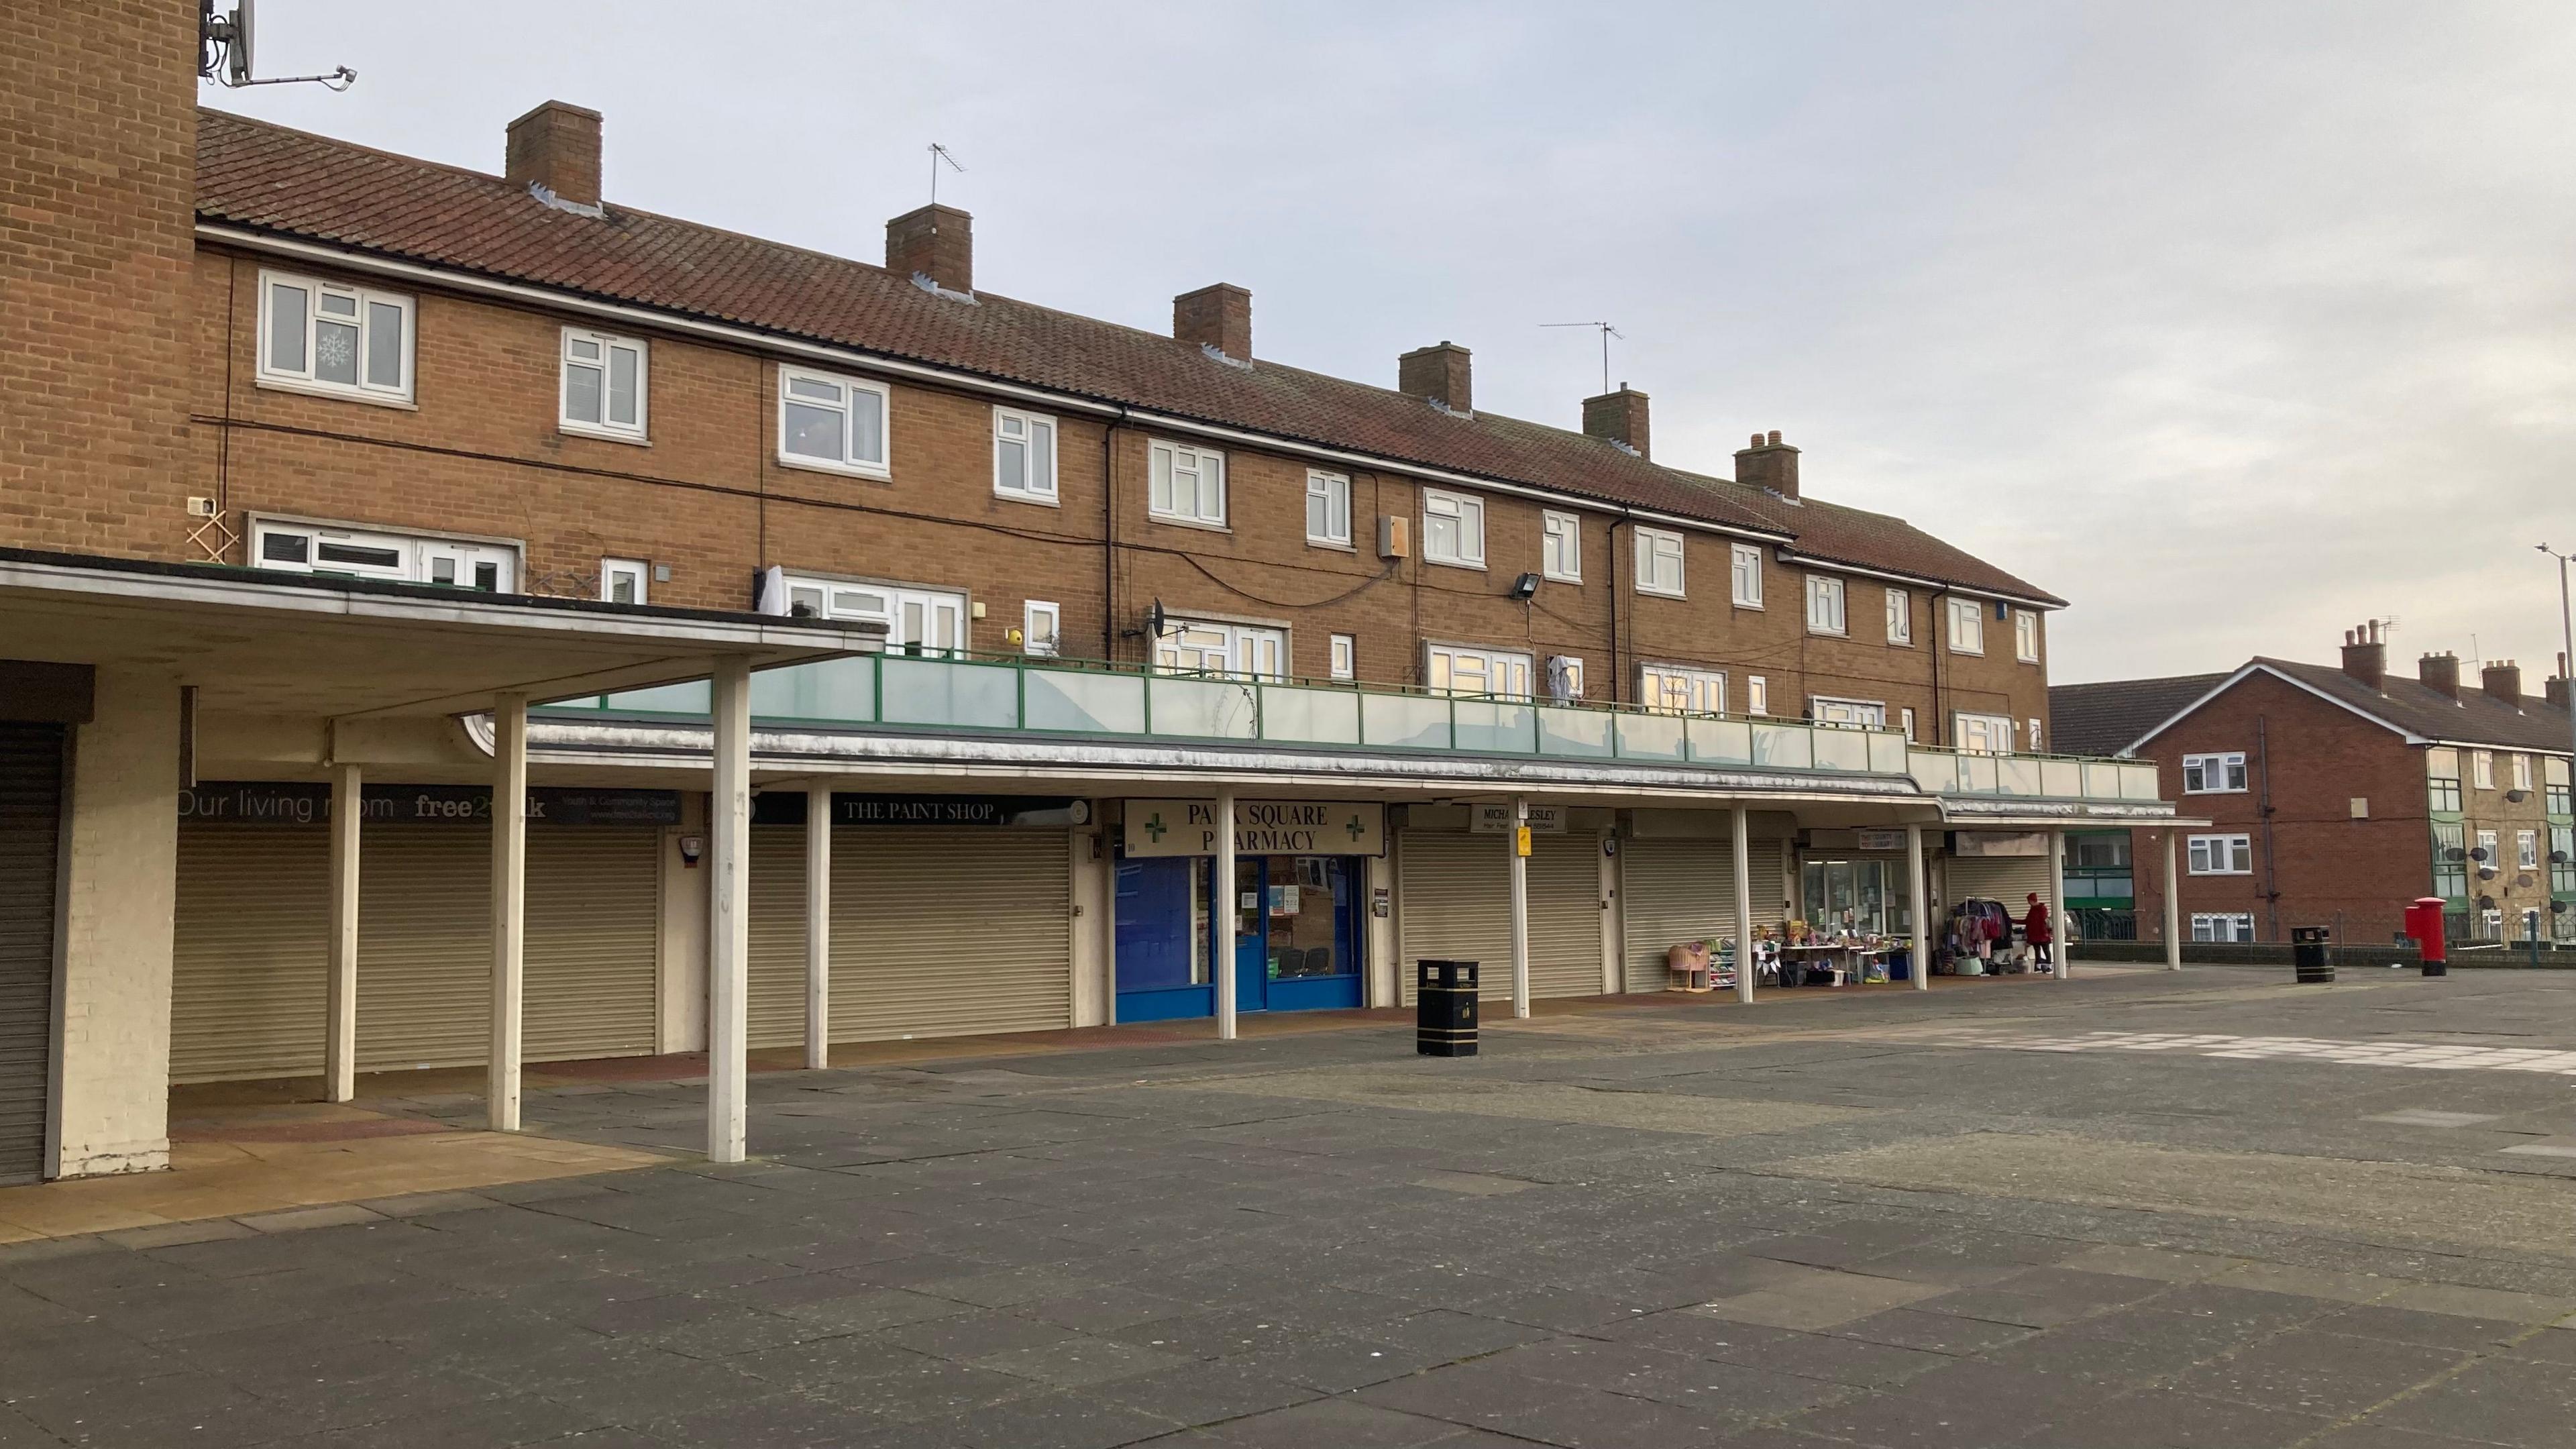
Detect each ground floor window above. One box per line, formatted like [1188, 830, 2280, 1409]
[1801, 857, 1911, 936]
[2190, 912, 2255, 943]
[1114, 852, 1364, 1018]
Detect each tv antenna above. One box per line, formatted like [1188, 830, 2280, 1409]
[1542, 321, 1623, 395]
[928, 144, 965, 206]
[200, 1, 356, 91]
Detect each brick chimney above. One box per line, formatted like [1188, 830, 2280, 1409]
[1399, 341, 1472, 414]
[2482, 659, 2523, 707]
[506, 101, 602, 210]
[887, 204, 973, 295]
[1583, 384, 1650, 458]
[2339, 621, 2386, 690]
[2548, 654, 2570, 711]
[1735, 429, 1800, 501]
[2420, 651, 2461, 700]
[1174, 284, 1251, 362]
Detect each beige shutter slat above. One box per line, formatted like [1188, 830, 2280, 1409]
[1945, 855, 2051, 910]
[173, 823, 329, 1083]
[1619, 836, 1790, 991]
[356, 826, 490, 1072]
[748, 825, 808, 1049]
[1398, 830, 1601, 1004]
[525, 827, 658, 1062]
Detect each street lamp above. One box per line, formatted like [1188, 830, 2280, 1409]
[2539, 545, 2576, 771]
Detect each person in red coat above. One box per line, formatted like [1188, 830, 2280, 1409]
[2023, 892, 2054, 971]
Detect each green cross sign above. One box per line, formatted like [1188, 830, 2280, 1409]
[1345, 813, 1366, 843]
[1143, 812, 1168, 842]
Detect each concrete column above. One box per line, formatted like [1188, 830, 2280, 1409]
[1508, 796, 1532, 1019]
[324, 761, 362, 1102]
[1215, 790, 1237, 1040]
[1732, 807, 1756, 1004]
[2163, 829, 2183, 970]
[2049, 826, 2071, 981]
[1365, 851, 1399, 1008]
[1907, 822, 1929, 992]
[708, 659, 753, 1163]
[655, 792, 710, 1055]
[488, 694, 527, 1133]
[803, 785, 831, 1071]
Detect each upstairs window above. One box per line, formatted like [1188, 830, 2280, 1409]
[2471, 751, 2495, 790]
[258, 270, 413, 403]
[1811, 696, 1884, 728]
[1634, 527, 1684, 597]
[2512, 753, 2533, 792]
[1805, 574, 1846, 635]
[1748, 676, 1770, 715]
[777, 366, 890, 477]
[1427, 644, 1532, 700]
[1422, 490, 1485, 568]
[2182, 752, 2248, 793]
[2432, 821, 2467, 896]
[1730, 543, 1764, 606]
[253, 519, 515, 592]
[1642, 663, 1725, 716]
[2187, 834, 2254, 875]
[994, 407, 1058, 503]
[2015, 608, 2042, 663]
[1542, 512, 1581, 582]
[1022, 600, 1061, 656]
[1947, 598, 1986, 655]
[2428, 748, 2463, 812]
[1329, 634, 1356, 680]
[600, 558, 649, 604]
[1148, 440, 1226, 526]
[1305, 470, 1351, 547]
[1955, 711, 2012, 755]
[560, 328, 646, 440]
[1885, 588, 1912, 645]
[782, 575, 964, 655]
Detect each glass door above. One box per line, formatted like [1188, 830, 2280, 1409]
[1232, 857, 1269, 1012]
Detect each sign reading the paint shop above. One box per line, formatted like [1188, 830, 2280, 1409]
[750, 794, 1090, 828]
[180, 782, 682, 826]
[1122, 800, 1386, 858]
[1471, 803, 1567, 834]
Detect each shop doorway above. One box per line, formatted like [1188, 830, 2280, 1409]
[1116, 854, 1363, 1020]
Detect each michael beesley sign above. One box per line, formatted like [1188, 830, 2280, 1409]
[1122, 800, 1386, 858]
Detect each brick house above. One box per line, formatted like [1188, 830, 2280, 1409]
[0, 3, 2179, 1183]
[2053, 625, 2576, 951]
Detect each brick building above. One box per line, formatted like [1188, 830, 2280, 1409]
[0, 3, 2178, 1183]
[2053, 625, 2576, 951]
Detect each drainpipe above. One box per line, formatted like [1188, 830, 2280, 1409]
[1608, 515, 1628, 702]
[2257, 713, 2281, 942]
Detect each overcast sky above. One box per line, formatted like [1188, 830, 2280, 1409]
[206, 2, 2576, 686]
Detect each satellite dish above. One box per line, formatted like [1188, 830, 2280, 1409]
[1146, 598, 1169, 639]
[225, 0, 255, 85]
[2507, 788, 2530, 804]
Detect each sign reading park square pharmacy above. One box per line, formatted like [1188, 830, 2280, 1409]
[1122, 800, 1386, 858]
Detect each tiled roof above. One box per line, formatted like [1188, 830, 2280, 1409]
[195, 108, 2061, 605]
[2251, 658, 2575, 755]
[2049, 674, 2232, 757]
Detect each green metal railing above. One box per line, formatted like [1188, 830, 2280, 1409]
[537, 651, 2163, 804]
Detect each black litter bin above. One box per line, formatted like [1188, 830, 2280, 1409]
[2292, 926, 2334, 983]
[1417, 959, 1479, 1057]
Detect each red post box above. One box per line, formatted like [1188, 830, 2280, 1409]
[2402, 897, 2449, 977]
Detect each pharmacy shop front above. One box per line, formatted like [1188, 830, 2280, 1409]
[1112, 800, 1385, 1022]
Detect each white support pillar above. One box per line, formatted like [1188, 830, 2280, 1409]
[1215, 790, 1238, 1040]
[324, 761, 362, 1102]
[488, 694, 527, 1133]
[804, 784, 831, 1071]
[2163, 830, 2183, 970]
[1907, 822, 1929, 993]
[1732, 807, 1756, 1005]
[708, 659, 753, 1163]
[1508, 795, 1532, 1019]
[2049, 826, 2071, 981]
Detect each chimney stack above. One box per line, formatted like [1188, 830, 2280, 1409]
[1174, 284, 1252, 362]
[2419, 651, 2461, 700]
[2482, 659, 2524, 707]
[2548, 653, 2570, 711]
[2339, 621, 2386, 690]
[1735, 429, 1800, 500]
[506, 100, 602, 211]
[1582, 384, 1651, 458]
[1399, 341, 1472, 414]
[886, 204, 973, 296]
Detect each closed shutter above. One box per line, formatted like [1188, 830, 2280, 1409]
[353, 827, 486, 1071]
[1620, 836, 1787, 991]
[525, 828, 657, 1063]
[1947, 854, 2051, 911]
[0, 727, 64, 1184]
[748, 826, 1073, 1048]
[172, 822, 329, 1083]
[1398, 830, 1602, 1003]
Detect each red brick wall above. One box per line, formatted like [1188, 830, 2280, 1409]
[0, 0, 201, 559]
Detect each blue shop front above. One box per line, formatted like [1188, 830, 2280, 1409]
[1112, 799, 1385, 1022]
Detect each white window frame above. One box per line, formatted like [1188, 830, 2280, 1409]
[1542, 511, 1582, 583]
[2187, 834, 2255, 875]
[1022, 600, 1061, 657]
[559, 327, 648, 442]
[1900, 707, 1917, 741]
[1809, 696, 1884, 729]
[1426, 643, 1533, 700]
[1304, 470, 1352, 548]
[2181, 752, 2249, 794]
[1329, 634, 1356, 681]
[1148, 439, 1227, 528]
[2475, 828, 2499, 867]
[251, 517, 517, 592]
[2518, 829, 2540, 871]
[1730, 543, 1763, 608]
[600, 557, 649, 605]
[2015, 608, 2041, 663]
[2191, 913, 2257, 943]
[992, 406, 1059, 505]
[776, 365, 892, 478]
[2472, 751, 2494, 790]
[1805, 574, 1847, 635]
[1421, 489, 1486, 568]
[780, 573, 966, 656]
[256, 269, 415, 405]
[1640, 663, 1725, 716]
[1155, 616, 1285, 680]
[1748, 676, 1770, 716]
[1885, 588, 1912, 646]
[2512, 753, 2533, 792]
[1947, 598, 1986, 655]
[1546, 655, 1585, 703]
[1954, 712, 2014, 755]
[1634, 527, 1685, 598]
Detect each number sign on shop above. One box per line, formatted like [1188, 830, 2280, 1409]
[1122, 800, 1386, 858]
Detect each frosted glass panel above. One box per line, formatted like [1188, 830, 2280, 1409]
[1362, 694, 1451, 749]
[1751, 723, 1813, 769]
[1025, 670, 1145, 734]
[750, 659, 875, 722]
[1538, 706, 1613, 758]
[1454, 700, 1537, 753]
[1150, 676, 1260, 739]
[881, 657, 1017, 728]
[1260, 686, 1362, 745]
[1615, 713, 1687, 761]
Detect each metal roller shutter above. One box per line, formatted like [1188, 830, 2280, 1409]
[747, 826, 1073, 1047]
[0, 726, 64, 1184]
[1947, 855, 2051, 912]
[1398, 830, 1603, 1004]
[525, 828, 658, 1063]
[354, 826, 488, 1071]
[171, 822, 329, 1083]
[1619, 837, 1788, 991]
